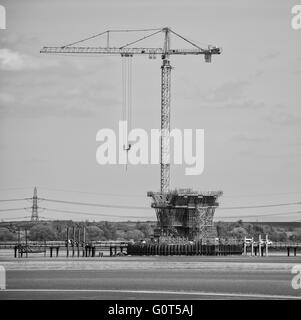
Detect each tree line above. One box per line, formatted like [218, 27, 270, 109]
[0, 220, 301, 242]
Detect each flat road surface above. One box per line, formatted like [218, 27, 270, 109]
[0, 254, 301, 299]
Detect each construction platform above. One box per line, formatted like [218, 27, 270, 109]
[147, 189, 223, 241]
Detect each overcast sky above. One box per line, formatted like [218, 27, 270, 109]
[0, 0, 300, 222]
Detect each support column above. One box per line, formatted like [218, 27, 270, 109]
[265, 234, 269, 257]
[72, 226, 75, 257]
[66, 227, 69, 258]
[82, 227, 86, 257]
[25, 229, 28, 258]
[77, 228, 80, 258]
[258, 235, 262, 258]
[17, 228, 21, 258]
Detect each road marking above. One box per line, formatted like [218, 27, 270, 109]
[1, 289, 301, 299]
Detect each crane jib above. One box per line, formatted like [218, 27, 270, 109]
[40, 47, 221, 57]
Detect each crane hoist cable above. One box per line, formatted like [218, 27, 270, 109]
[121, 54, 133, 170]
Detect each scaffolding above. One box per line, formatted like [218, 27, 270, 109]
[147, 189, 223, 241]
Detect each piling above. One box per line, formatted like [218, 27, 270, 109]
[82, 227, 86, 257]
[17, 228, 20, 258]
[265, 234, 269, 257]
[66, 227, 69, 257]
[258, 235, 262, 258]
[72, 226, 75, 257]
[25, 229, 28, 258]
[243, 237, 246, 255]
[77, 228, 80, 257]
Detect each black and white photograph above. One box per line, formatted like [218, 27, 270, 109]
[0, 0, 301, 309]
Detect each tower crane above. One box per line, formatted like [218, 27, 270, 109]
[40, 27, 221, 194]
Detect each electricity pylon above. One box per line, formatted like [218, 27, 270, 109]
[31, 186, 39, 221]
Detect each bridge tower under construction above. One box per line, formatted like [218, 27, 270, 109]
[148, 189, 223, 241]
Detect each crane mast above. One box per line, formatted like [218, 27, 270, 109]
[41, 27, 221, 195]
[160, 27, 171, 193]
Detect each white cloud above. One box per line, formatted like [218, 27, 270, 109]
[0, 48, 59, 71]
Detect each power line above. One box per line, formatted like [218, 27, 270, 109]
[1, 189, 300, 221]
[43, 208, 154, 219]
[0, 216, 31, 221]
[0, 198, 28, 202]
[40, 198, 151, 210]
[223, 191, 301, 198]
[0, 187, 32, 192]
[1, 208, 299, 219]
[46, 208, 300, 220]
[39, 186, 301, 200]
[219, 202, 301, 210]
[1, 207, 300, 221]
[38, 187, 144, 198]
[0, 208, 26, 212]
[5, 185, 300, 199]
[39, 197, 301, 211]
[215, 211, 301, 219]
